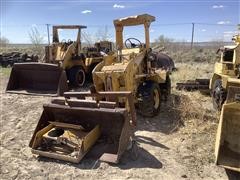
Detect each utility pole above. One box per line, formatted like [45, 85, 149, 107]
[46, 24, 50, 45]
[191, 23, 195, 49]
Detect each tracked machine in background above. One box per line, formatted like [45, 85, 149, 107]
[176, 35, 240, 109]
[92, 14, 172, 117]
[210, 34, 240, 110]
[6, 25, 112, 96]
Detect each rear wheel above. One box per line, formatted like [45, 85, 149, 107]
[67, 66, 86, 87]
[212, 79, 226, 111]
[159, 75, 171, 101]
[137, 82, 161, 117]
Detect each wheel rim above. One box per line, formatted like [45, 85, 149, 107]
[76, 69, 85, 86]
[153, 89, 160, 109]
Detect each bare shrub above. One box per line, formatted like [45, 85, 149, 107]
[95, 26, 112, 41]
[152, 34, 222, 64]
[168, 91, 218, 135]
[28, 27, 44, 57]
[0, 36, 9, 48]
[82, 31, 94, 46]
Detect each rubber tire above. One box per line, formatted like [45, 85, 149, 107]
[159, 75, 171, 101]
[87, 63, 98, 82]
[212, 79, 226, 111]
[67, 66, 86, 87]
[137, 82, 161, 117]
[129, 140, 139, 161]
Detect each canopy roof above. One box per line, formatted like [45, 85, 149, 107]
[114, 14, 155, 27]
[53, 25, 87, 29]
[224, 45, 238, 50]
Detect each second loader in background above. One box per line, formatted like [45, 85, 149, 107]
[6, 25, 113, 96]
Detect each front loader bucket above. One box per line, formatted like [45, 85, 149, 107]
[6, 63, 68, 96]
[215, 86, 240, 172]
[29, 91, 136, 164]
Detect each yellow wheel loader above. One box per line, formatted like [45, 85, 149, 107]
[210, 34, 240, 110]
[6, 25, 112, 96]
[92, 14, 172, 117]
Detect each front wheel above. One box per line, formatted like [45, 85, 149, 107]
[67, 66, 86, 87]
[137, 82, 161, 117]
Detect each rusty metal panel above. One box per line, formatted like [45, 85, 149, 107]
[29, 92, 136, 164]
[215, 86, 240, 172]
[176, 79, 210, 92]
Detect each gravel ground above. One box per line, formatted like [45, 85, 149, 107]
[1, 69, 238, 180]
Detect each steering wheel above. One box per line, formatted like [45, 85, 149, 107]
[61, 39, 66, 43]
[67, 39, 72, 44]
[124, 38, 142, 49]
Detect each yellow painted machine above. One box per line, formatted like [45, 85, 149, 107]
[176, 35, 240, 100]
[215, 86, 240, 172]
[44, 25, 113, 86]
[6, 25, 112, 96]
[92, 14, 171, 117]
[212, 35, 240, 172]
[210, 34, 240, 110]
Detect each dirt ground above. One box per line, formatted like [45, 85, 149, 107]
[0, 68, 239, 180]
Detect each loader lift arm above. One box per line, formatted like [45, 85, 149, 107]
[64, 91, 137, 126]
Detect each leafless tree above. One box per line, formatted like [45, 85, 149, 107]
[95, 26, 112, 41]
[82, 31, 94, 46]
[0, 36, 9, 47]
[29, 27, 44, 56]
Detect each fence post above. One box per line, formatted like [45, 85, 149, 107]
[46, 24, 50, 45]
[191, 23, 195, 49]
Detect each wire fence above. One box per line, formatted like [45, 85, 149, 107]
[1, 22, 239, 45]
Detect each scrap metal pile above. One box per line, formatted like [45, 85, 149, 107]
[0, 52, 39, 67]
[176, 78, 210, 93]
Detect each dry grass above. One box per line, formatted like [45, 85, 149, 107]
[170, 62, 214, 100]
[0, 44, 45, 58]
[167, 48, 219, 64]
[171, 62, 218, 127]
[168, 62, 220, 174]
[166, 90, 219, 175]
[0, 67, 11, 77]
[0, 44, 229, 178]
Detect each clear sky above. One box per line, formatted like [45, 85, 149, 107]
[1, 0, 239, 43]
